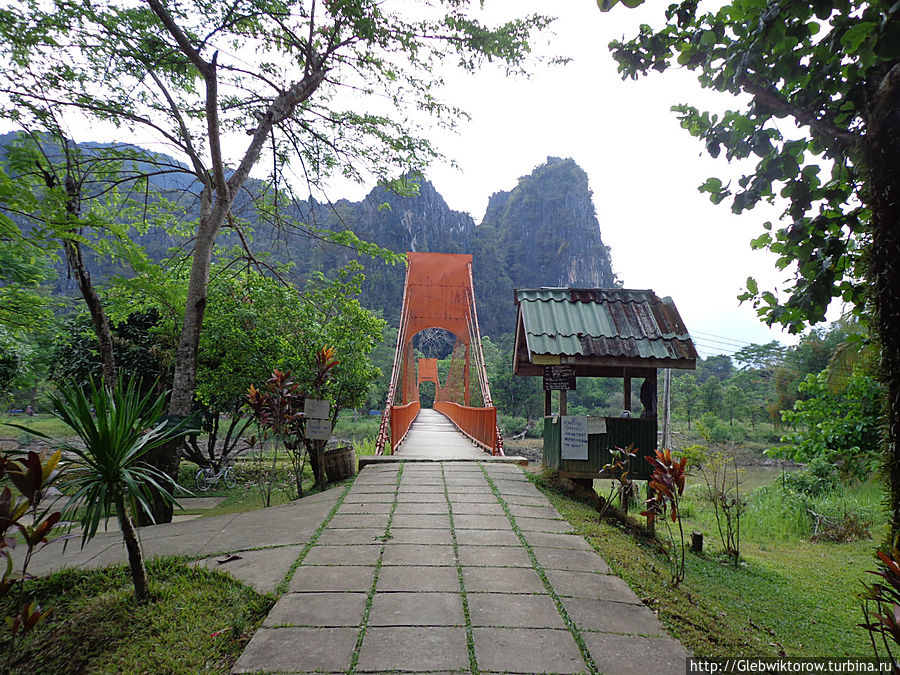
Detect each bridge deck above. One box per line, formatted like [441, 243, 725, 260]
[395, 408, 490, 460]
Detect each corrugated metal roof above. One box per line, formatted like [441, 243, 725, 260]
[516, 288, 698, 363]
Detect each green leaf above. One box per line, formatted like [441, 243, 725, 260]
[840, 22, 876, 53]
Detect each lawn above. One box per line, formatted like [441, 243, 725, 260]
[527, 469, 883, 658]
[0, 558, 273, 674]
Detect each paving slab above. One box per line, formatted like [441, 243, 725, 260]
[343, 492, 396, 503]
[515, 517, 575, 533]
[316, 528, 386, 546]
[504, 494, 553, 507]
[390, 513, 451, 529]
[473, 627, 586, 674]
[545, 569, 643, 604]
[452, 514, 510, 530]
[264, 591, 367, 627]
[507, 503, 564, 519]
[369, 591, 464, 626]
[457, 544, 533, 568]
[583, 632, 690, 675]
[383, 528, 453, 545]
[462, 566, 545, 594]
[563, 597, 666, 636]
[524, 532, 595, 551]
[393, 502, 449, 515]
[335, 502, 393, 515]
[532, 547, 612, 573]
[392, 492, 447, 503]
[231, 626, 357, 673]
[468, 592, 566, 629]
[357, 626, 470, 672]
[196, 544, 303, 593]
[288, 565, 376, 593]
[376, 565, 461, 592]
[328, 513, 390, 530]
[381, 543, 456, 566]
[301, 544, 381, 566]
[448, 492, 499, 503]
[454, 528, 521, 547]
[449, 501, 505, 516]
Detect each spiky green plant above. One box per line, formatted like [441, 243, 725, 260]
[39, 378, 185, 602]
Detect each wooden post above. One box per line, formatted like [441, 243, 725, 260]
[623, 369, 631, 413]
[544, 389, 552, 417]
[559, 389, 567, 416]
[691, 531, 704, 553]
[662, 368, 672, 449]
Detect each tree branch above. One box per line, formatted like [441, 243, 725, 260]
[145, 0, 211, 77]
[739, 75, 861, 151]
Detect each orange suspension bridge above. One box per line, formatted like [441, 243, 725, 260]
[375, 252, 504, 456]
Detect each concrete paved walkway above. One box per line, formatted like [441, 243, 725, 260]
[24, 460, 689, 673]
[394, 408, 491, 460]
[233, 462, 689, 674]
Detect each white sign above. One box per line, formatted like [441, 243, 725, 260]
[587, 417, 607, 435]
[306, 418, 332, 440]
[304, 399, 330, 419]
[561, 415, 588, 461]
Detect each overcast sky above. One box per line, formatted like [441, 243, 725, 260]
[326, 0, 822, 359]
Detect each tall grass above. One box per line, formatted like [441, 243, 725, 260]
[680, 475, 887, 546]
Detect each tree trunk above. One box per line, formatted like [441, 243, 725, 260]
[144, 204, 228, 524]
[116, 493, 149, 603]
[867, 108, 900, 539]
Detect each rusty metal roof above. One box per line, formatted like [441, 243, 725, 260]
[515, 288, 698, 365]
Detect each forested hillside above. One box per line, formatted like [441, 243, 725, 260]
[0, 132, 616, 339]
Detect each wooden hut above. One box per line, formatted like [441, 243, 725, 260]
[513, 288, 697, 481]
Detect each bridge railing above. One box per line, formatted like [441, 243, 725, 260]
[433, 401, 501, 455]
[390, 400, 420, 452]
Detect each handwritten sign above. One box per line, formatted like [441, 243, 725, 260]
[304, 399, 330, 419]
[561, 415, 588, 461]
[306, 418, 332, 441]
[543, 365, 576, 391]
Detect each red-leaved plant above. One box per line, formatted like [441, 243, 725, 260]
[1, 449, 69, 636]
[641, 448, 688, 586]
[246, 369, 306, 503]
[860, 544, 900, 673]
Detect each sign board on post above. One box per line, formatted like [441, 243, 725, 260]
[304, 399, 331, 441]
[560, 415, 588, 461]
[306, 418, 332, 441]
[304, 399, 330, 419]
[543, 365, 576, 391]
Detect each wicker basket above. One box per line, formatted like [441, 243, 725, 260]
[324, 446, 356, 482]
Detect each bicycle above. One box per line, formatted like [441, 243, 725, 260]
[195, 463, 236, 492]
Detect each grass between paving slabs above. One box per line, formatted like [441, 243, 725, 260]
[276, 482, 353, 594]
[0, 557, 273, 675]
[443, 463, 479, 674]
[480, 465, 600, 675]
[525, 469, 878, 658]
[347, 463, 403, 674]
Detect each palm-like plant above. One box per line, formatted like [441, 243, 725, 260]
[50, 377, 186, 602]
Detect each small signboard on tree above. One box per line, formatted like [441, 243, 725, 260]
[304, 399, 331, 440]
[543, 365, 576, 391]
